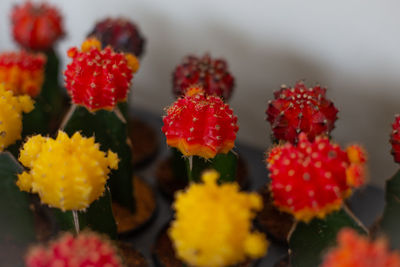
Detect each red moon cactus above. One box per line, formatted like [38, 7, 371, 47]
[162, 91, 239, 159]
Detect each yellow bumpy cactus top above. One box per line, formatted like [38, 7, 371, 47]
[0, 84, 34, 151]
[168, 170, 268, 267]
[17, 131, 119, 211]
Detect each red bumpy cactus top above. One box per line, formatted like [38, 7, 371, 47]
[173, 54, 235, 101]
[390, 115, 400, 164]
[267, 133, 366, 222]
[266, 82, 338, 144]
[11, 1, 64, 51]
[25, 232, 124, 267]
[0, 50, 46, 97]
[162, 89, 239, 159]
[88, 17, 146, 57]
[321, 228, 400, 267]
[64, 39, 136, 111]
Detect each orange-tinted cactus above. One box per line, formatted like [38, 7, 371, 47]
[0, 51, 46, 97]
[266, 82, 338, 144]
[11, 1, 64, 50]
[321, 228, 400, 267]
[162, 91, 238, 159]
[267, 133, 366, 222]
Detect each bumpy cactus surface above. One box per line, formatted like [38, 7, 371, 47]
[88, 17, 146, 57]
[11, 1, 64, 51]
[173, 54, 235, 100]
[64, 38, 138, 111]
[26, 232, 124, 267]
[0, 51, 46, 97]
[266, 82, 338, 144]
[321, 228, 400, 267]
[169, 170, 268, 267]
[162, 90, 238, 159]
[267, 133, 366, 222]
[17, 131, 118, 211]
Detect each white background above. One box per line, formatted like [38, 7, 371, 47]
[1, 0, 400, 187]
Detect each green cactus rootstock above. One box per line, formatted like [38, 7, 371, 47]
[379, 169, 400, 249]
[184, 151, 238, 183]
[22, 49, 67, 136]
[288, 208, 367, 267]
[0, 152, 36, 267]
[52, 187, 117, 239]
[61, 105, 134, 212]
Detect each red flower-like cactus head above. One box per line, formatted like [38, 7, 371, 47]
[266, 81, 338, 144]
[0, 50, 46, 97]
[88, 17, 146, 58]
[64, 38, 138, 111]
[173, 54, 235, 101]
[390, 115, 400, 164]
[322, 228, 400, 267]
[25, 232, 124, 267]
[11, 1, 64, 51]
[162, 92, 239, 159]
[266, 133, 366, 222]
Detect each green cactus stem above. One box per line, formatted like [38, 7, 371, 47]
[379, 169, 400, 249]
[22, 48, 67, 136]
[0, 152, 36, 266]
[184, 151, 238, 183]
[52, 187, 117, 239]
[288, 207, 367, 267]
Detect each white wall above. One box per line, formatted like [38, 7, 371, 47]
[1, 0, 400, 187]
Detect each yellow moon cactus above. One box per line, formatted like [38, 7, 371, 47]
[0, 84, 34, 151]
[169, 170, 268, 267]
[17, 131, 119, 211]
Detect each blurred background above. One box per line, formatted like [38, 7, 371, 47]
[0, 0, 399, 187]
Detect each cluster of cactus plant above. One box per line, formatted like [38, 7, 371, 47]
[10, 1, 67, 136]
[157, 53, 239, 198]
[3, 2, 400, 267]
[0, 2, 153, 266]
